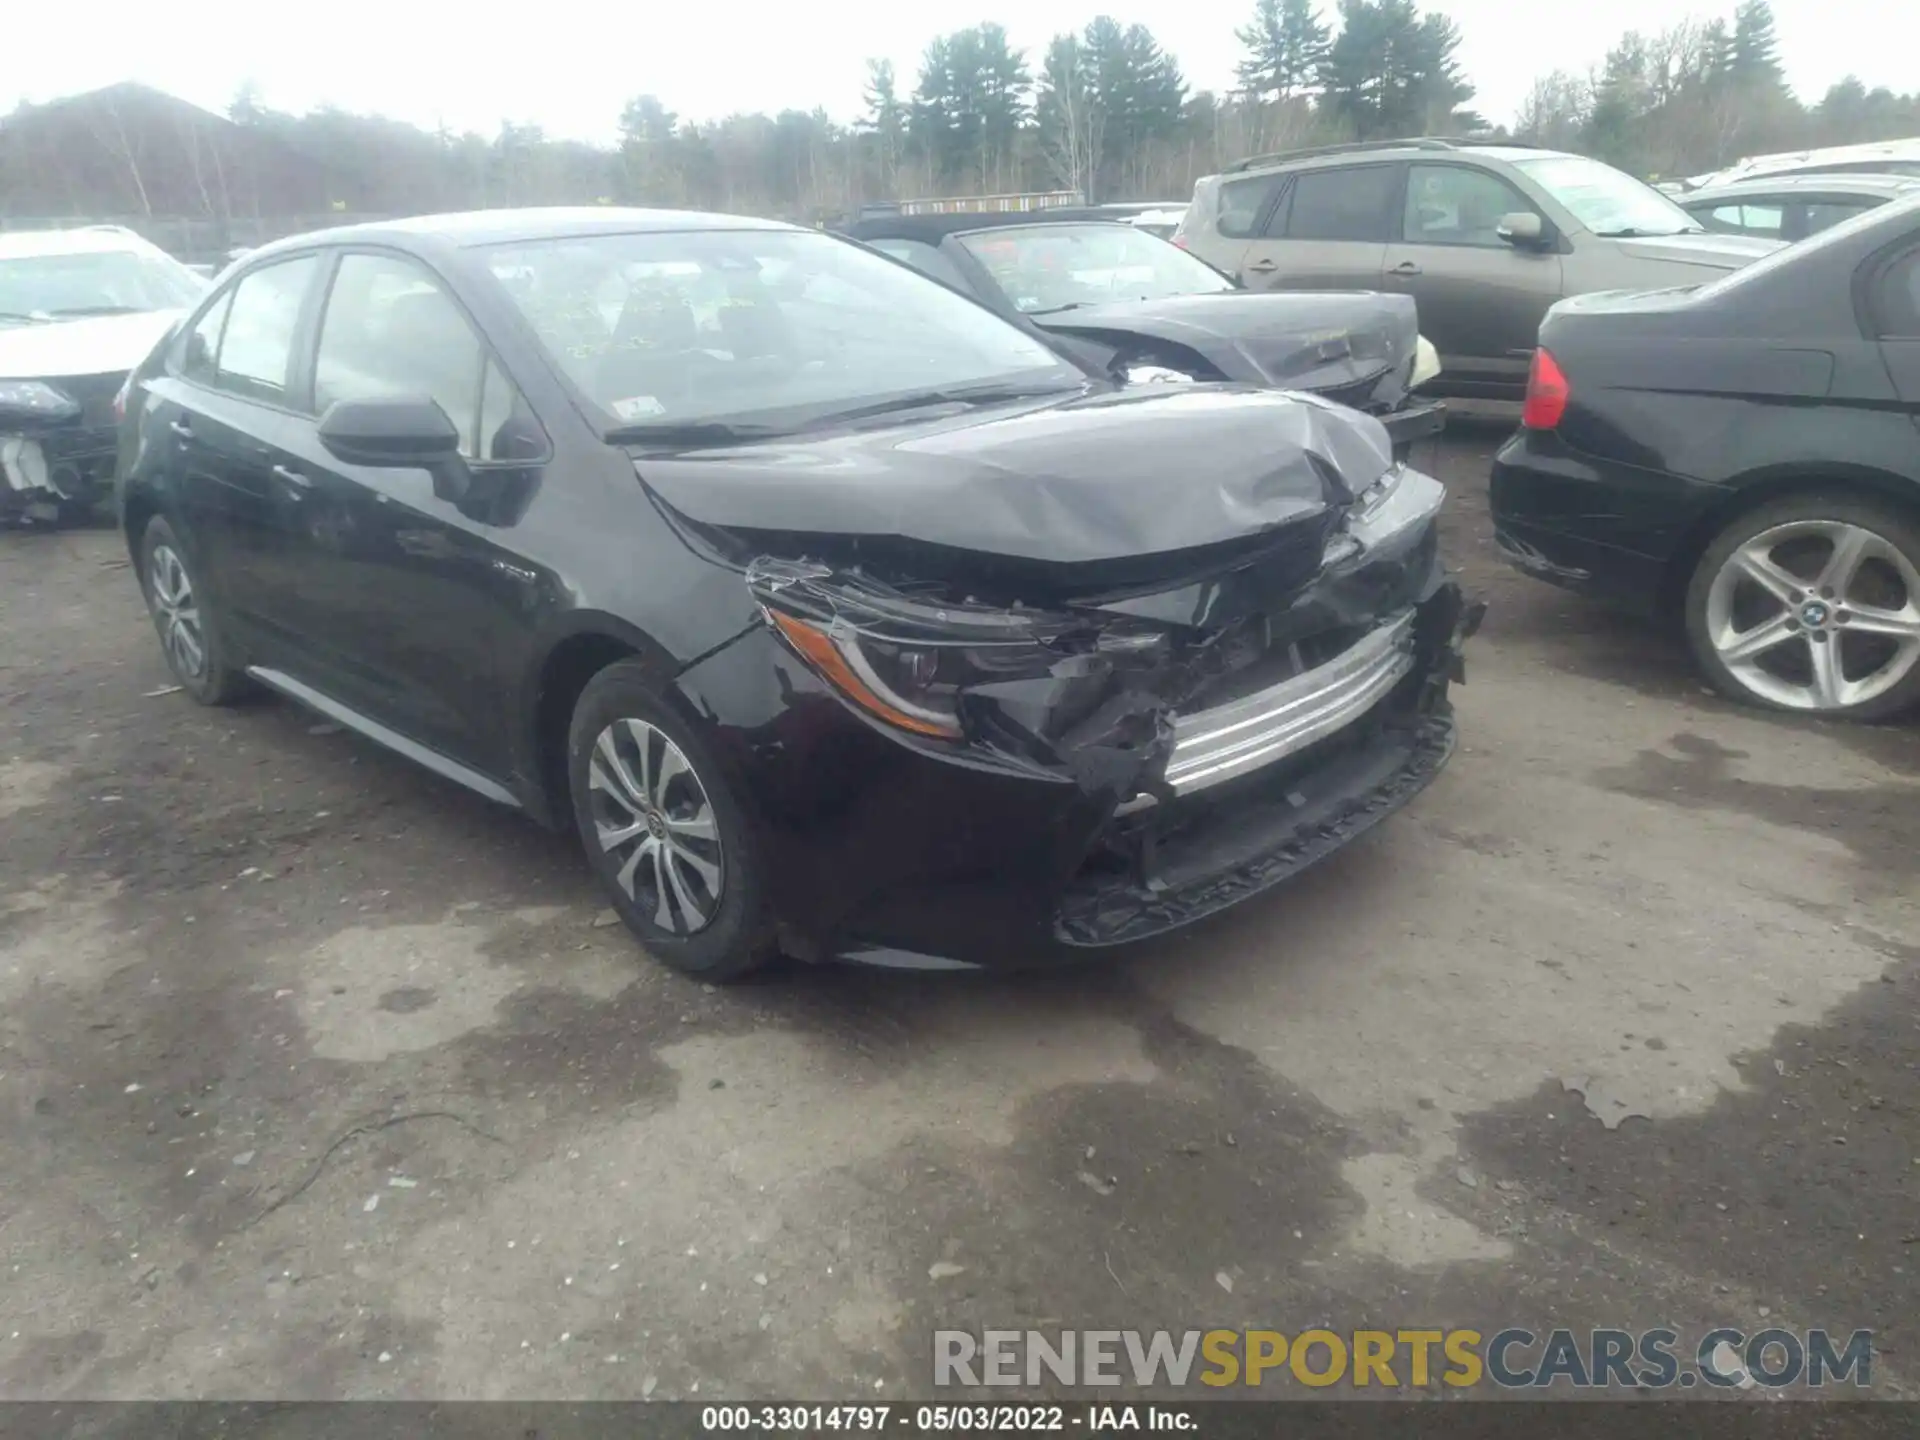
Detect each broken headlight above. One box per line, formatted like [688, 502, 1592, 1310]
[0, 380, 81, 428]
[750, 557, 1123, 742]
[766, 609, 1065, 740]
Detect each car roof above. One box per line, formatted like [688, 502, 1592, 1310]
[842, 212, 1147, 242]
[0, 225, 166, 259]
[241, 206, 802, 261]
[1682, 173, 1920, 202]
[1218, 138, 1571, 179]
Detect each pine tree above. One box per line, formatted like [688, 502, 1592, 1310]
[1729, 0, 1785, 90]
[1235, 0, 1331, 102]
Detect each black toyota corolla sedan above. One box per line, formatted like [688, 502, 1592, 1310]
[1491, 193, 1920, 721]
[117, 208, 1478, 979]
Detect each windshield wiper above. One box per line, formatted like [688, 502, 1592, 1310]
[607, 420, 790, 448]
[1594, 227, 1695, 238]
[1026, 302, 1093, 316]
[44, 304, 149, 317]
[0, 310, 51, 324]
[808, 381, 1086, 428]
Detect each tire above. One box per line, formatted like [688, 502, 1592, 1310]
[1684, 492, 1920, 722]
[566, 660, 778, 980]
[138, 516, 253, 706]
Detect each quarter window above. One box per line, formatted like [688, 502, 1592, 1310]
[177, 290, 232, 384]
[1218, 174, 1283, 239]
[1701, 202, 1785, 238]
[313, 253, 541, 462]
[208, 256, 317, 404]
[1284, 165, 1397, 242]
[1403, 165, 1538, 246]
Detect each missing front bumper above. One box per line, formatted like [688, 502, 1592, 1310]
[1055, 583, 1480, 948]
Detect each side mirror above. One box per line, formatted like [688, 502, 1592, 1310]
[1497, 212, 1546, 248]
[317, 396, 470, 501]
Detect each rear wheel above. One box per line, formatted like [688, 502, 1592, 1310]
[1684, 493, 1920, 721]
[138, 516, 251, 706]
[566, 661, 778, 980]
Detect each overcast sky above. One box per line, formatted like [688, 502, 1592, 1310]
[6, 0, 1905, 144]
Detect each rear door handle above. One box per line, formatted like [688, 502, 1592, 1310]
[168, 419, 193, 438]
[271, 463, 312, 492]
[1389, 261, 1423, 276]
[1246, 259, 1279, 274]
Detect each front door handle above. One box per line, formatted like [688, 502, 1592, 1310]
[271, 463, 312, 492]
[1389, 261, 1423, 276]
[168, 419, 193, 438]
[1246, 259, 1279, 274]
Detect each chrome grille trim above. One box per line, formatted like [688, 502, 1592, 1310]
[1164, 610, 1417, 796]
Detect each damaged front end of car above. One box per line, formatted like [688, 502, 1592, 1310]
[744, 470, 1480, 953]
[0, 376, 120, 526]
[641, 387, 1480, 965]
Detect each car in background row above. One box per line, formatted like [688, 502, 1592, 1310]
[1, 225, 207, 525]
[1680, 174, 1920, 244]
[117, 206, 1479, 979]
[1678, 137, 1920, 193]
[841, 210, 1445, 457]
[1492, 193, 1920, 721]
[1176, 137, 1780, 401]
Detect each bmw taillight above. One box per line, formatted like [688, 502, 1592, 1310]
[1521, 348, 1569, 430]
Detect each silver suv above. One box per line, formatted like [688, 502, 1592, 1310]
[1175, 138, 1782, 400]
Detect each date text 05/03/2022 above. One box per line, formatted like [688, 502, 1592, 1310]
[700, 1405, 1193, 1432]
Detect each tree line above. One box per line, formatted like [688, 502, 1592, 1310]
[8, 0, 1918, 229]
[1515, 1, 1919, 179]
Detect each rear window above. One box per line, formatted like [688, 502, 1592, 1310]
[1283, 166, 1398, 242]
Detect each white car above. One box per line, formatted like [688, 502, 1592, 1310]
[0, 225, 207, 525]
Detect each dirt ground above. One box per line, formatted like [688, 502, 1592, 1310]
[2, 423, 1916, 1406]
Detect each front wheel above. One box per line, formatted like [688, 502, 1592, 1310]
[1684, 493, 1920, 721]
[566, 661, 778, 980]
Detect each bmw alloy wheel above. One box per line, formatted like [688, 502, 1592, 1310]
[147, 543, 209, 682]
[587, 718, 725, 934]
[1703, 519, 1920, 712]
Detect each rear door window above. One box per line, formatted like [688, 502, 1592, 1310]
[1284, 165, 1398, 242]
[1794, 199, 1876, 237]
[205, 256, 318, 406]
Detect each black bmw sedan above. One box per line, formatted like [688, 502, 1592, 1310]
[1491, 194, 1920, 721]
[117, 208, 1477, 979]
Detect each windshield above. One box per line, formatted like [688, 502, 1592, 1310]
[1513, 155, 1705, 238]
[0, 247, 207, 323]
[483, 228, 1083, 433]
[956, 224, 1233, 314]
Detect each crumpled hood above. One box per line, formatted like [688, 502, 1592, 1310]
[1035, 289, 1417, 396]
[1611, 231, 1782, 270]
[0, 309, 182, 381]
[635, 386, 1395, 576]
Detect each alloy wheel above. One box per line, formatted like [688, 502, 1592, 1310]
[587, 718, 725, 934]
[1704, 519, 1920, 712]
[148, 543, 208, 682]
